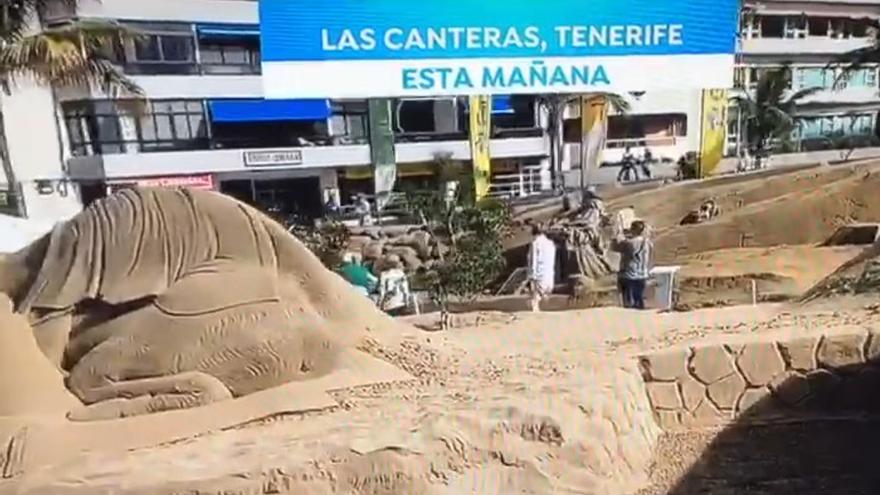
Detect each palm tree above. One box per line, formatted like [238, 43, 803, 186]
[837, 18, 880, 69]
[1, 0, 141, 213]
[535, 92, 629, 193]
[732, 65, 820, 168]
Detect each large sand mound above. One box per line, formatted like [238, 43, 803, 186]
[0, 188, 413, 478]
[608, 164, 880, 261]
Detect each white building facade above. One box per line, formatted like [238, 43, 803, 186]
[0, 0, 734, 223]
[732, 0, 880, 154]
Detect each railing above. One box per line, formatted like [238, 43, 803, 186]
[605, 136, 680, 149]
[487, 166, 545, 199]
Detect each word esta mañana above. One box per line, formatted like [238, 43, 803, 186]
[402, 62, 611, 91]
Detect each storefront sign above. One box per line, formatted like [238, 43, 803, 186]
[243, 149, 304, 167]
[469, 95, 492, 200]
[111, 174, 215, 191]
[259, 0, 739, 98]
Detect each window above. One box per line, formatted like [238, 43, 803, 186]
[734, 67, 748, 89]
[330, 100, 368, 143]
[760, 16, 785, 38]
[785, 16, 808, 39]
[494, 97, 538, 131]
[62, 101, 125, 156]
[867, 68, 878, 88]
[122, 22, 196, 75]
[137, 100, 208, 152]
[199, 38, 261, 75]
[63, 100, 207, 155]
[606, 113, 688, 147]
[808, 17, 830, 37]
[740, 12, 760, 39]
[396, 99, 438, 134]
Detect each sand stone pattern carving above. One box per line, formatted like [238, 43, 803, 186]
[0, 188, 402, 422]
[638, 328, 880, 428]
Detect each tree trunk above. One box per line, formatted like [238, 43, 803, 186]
[0, 113, 22, 216]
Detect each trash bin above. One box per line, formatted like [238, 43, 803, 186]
[650, 266, 680, 311]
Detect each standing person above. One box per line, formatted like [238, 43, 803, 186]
[527, 224, 557, 312]
[355, 194, 373, 226]
[611, 220, 653, 309]
[618, 146, 637, 182]
[640, 146, 654, 179]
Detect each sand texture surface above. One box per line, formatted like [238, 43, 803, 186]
[10, 300, 876, 495]
[0, 188, 414, 481]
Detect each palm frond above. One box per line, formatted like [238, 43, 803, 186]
[2, 0, 78, 42]
[834, 17, 880, 72]
[0, 20, 142, 96]
[593, 92, 630, 114]
[784, 86, 822, 105]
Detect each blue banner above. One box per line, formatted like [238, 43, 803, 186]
[259, 0, 738, 62]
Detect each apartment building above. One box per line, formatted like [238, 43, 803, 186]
[0, 0, 551, 223]
[733, 0, 880, 153]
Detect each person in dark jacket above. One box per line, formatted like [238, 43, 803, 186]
[611, 220, 653, 309]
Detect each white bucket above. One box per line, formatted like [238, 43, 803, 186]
[650, 266, 680, 311]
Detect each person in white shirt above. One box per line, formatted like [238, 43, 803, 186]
[527, 224, 557, 312]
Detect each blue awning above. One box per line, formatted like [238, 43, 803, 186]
[196, 23, 260, 39]
[492, 95, 514, 114]
[208, 99, 331, 123]
[465, 95, 515, 114]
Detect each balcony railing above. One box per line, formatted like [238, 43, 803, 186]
[605, 136, 680, 149]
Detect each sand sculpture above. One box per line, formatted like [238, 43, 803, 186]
[0, 188, 407, 423]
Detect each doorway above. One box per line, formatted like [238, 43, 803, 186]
[220, 176, 323, 219]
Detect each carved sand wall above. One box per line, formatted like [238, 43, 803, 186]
[637, 326, 880, 429]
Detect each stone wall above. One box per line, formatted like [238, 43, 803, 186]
[349, 227, 448, 274]
[637, 326, 880, 429]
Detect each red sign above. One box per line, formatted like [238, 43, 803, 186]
[112, 174, 215, 191]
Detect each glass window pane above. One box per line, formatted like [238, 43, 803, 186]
[65, 119, 84, 145]
[189, 114, 207, 138]
[151, 101, 173, 113]
[173, 115, 192, 139]
[349, 115, 366, 138]
[134, 36, 161, 61]
[169, 100, 188, 112]
[96, 116, 120, 141]
[223, 46, 248, 64]
[200, 45, 223, 64]
[155, 115, 174, 140]
[139, 116, 158, 141]
[186, 101, 203, 112]
[160, 36, 193, 62]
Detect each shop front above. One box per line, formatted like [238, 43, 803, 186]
[108, 174, 216, 192]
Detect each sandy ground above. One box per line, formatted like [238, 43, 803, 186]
[12, 298, 880, 495]
[7, 165, 880, 494]
[674, 245, 864, 308]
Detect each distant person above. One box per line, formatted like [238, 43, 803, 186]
[611, 220, 653, 310]
[527, 224, 557, 312]
[354, 194, 373, 226]
[640, 147, 654, 179]
[618, 146, 638, 182]
[338, 253, 378, 297]
[323, 194, 340, 218]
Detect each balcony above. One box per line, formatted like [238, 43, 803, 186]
[395, 136, 547, 164]
[68, 144, 372, 180]
[46, 0, 258, 24]
[740, 37, 871, 56]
